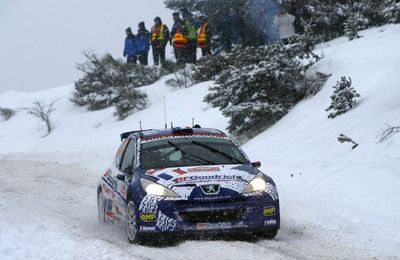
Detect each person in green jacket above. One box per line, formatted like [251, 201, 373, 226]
[184, 13, 199, 64]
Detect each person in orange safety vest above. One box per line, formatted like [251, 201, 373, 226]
[151, 17, 170, 66]
[170, 12, 188, 64]
[197, 15, 212, 57]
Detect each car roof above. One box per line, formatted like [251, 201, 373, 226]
[120, 127, 227, 142]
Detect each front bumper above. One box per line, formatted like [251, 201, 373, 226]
[136, 194, 280, 234]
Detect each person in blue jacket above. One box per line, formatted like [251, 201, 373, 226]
[123, 27, 138, 64]
[136, 22, 151, 65]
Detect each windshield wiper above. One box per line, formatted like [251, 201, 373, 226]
[191, 140, 244, 164]
[167, 141, 215, 165]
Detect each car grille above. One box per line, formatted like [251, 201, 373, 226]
[179, 208, 245, 223]
[175, 197, 247, 206]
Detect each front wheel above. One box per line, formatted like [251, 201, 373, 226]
[125, 200, 143, 244]
[256, 228, 278, 239]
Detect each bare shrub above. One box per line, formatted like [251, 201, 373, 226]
[25, 100, 57, 135]
[376, 124, 400, 143]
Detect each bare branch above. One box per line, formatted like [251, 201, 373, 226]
[24, 100, 57, 135]
[376, 124, 400, 143]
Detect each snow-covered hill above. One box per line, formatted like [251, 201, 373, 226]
[1, 25, 400, 259]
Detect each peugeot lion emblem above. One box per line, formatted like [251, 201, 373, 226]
[200, 184, 220, 195]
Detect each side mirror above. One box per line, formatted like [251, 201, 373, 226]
[116, 174, 126, 181]
[251, 161, 262, 168]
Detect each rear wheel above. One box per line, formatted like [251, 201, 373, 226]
[97, 190, 106, 223]
[125, 200, 142, 244]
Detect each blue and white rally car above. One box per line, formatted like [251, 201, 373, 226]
[97, 127, 280, 244]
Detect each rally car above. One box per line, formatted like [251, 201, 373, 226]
[97, 127, 280, 244]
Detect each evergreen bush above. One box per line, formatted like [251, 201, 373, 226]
[0, 107, 16, 121]
[326, 76, 361, 119]
[72, 52, 152, 120]
[382, 0, 400, 23]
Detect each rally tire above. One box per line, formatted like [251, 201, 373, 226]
[97, 190, 107, 223]
[125, 200, 144, 244]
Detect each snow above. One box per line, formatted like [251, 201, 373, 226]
[1, 25, 400, 259]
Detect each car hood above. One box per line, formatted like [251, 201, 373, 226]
[143, 164, 259, 200]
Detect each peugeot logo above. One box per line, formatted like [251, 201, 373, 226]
[200, 184, 220, 195]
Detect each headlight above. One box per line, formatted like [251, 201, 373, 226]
[243, 173, 267, 193]
[140, 178, 180, 197]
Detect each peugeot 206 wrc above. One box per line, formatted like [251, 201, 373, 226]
[97, 127, 280, 244]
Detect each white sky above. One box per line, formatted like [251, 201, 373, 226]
[0, 0, 172, 94]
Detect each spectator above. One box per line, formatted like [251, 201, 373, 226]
[289, 0, 310, 34]
[221, 7, 245, 51]
[171, 12, 188, 65]
[273, 7, 296, 44]
[184, 12, 199, 63]
[197, 15, 212, 57]
[136, 22, 151, 65]
[123, 27, 137, 64]
[151, 17, 170, 66]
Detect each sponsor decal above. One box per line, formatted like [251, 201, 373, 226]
[265, 219, 277, 226]
[140, 133, 227, 142]
[140, 212, 157, 222]
[119, 185, 127, 198]
[174, 174, 242, 184]
[263, 206, 276, 216]
[193, 195, 231, 201]
[200, 184, 220, 195]
[146, 168, 164, 176]
[196, 222, 232, 230]
[140, 226, 157, 232]
[187, 167, 220, 172]
[173, 168, 187, 175]
[158, 173, 174, 180]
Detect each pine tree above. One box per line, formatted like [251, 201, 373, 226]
[72, 52, 152, 119]
[114, 86, 147, 120]
[382, 0, 400, 23]
[326, 77, 361, 119]
[344, 12, 368, 40]
[204, 44, 305, 138]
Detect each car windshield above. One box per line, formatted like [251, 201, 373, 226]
[140, 137, 248, 169]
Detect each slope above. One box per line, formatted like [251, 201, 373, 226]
[244, 24, 400, 256]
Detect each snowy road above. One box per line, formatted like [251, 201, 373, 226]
[0, 153, 393, 260]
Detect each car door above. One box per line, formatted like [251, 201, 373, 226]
[113, 137, 137, 221]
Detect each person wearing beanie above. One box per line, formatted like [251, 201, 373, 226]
[123, 27, 138, 64]
[151, 17, 170, 66]
[136, 22, 151, 65]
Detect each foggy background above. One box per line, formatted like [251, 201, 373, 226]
[0, 0, 170, 94]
